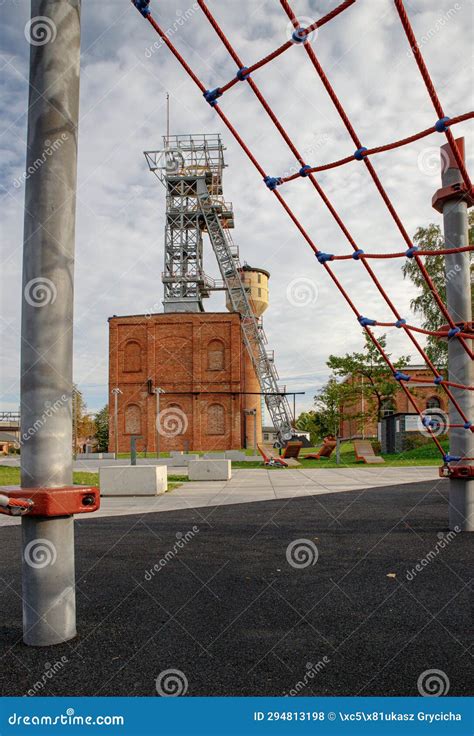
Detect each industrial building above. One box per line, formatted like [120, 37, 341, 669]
[108, 134, 293, 453]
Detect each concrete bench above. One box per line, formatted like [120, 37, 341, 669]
[188, 459, 231, 481]
[100, 465, 167, 496]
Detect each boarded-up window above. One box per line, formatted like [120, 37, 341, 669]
[207, 403, 225, 435]
[124, 404, 141, 434]
[207, 339, 225, 371]
[124, 341, 141, 372]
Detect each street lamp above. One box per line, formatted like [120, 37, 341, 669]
[154, 387, 166, 458]
[111, 387, 122, 459]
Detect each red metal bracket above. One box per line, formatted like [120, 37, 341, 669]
[432, 182, 474, 213]
[439, 465, 474, 479]
[5, 486, 100, 517]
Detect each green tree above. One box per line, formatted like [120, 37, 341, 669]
[326, 332, 410, 430]
[295, 410, 321, 445]
[313, 377, 343, 438]
[402, 212, 473, 369]
[94, 405, 109, 452]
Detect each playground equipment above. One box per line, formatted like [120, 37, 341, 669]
[257, 445, 288, 468]
[132, 0, 473, 529]
[353, 441, 385, 465]
[144, 135, 294, 445]
[303, 437, 337, 461]
[281, 441, 303, 460]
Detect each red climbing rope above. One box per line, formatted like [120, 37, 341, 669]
[131, 0, 473, 462]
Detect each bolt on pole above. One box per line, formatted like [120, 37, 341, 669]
[439, 138, 474, 531]
[20, 0, 82, 644]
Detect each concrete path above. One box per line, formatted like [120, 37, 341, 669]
[0, 466, 439, 526]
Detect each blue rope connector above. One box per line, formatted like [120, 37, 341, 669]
[352, 249, 365, 260]
[358, 315, 376, 327]
[316, 252, 334, 264]
[434, 375, 444, 385]
[236, 67, 250, 81]
[203, 88, 222, 106]
[435, 116, 450, 132]
[448, 326, 461, 338]
[405, 246, 418, 258]
[394, 371, 411, 382]
[263, 176, 282, 191]
[395, 319, 406, 328]
[133, 0, 150, 16]
[292, 27, 308, 43]
[444, 454, 461, 463]
[299, 165, 311, 177]
[354, 147, 368, 161]
[464, 421, 473, 430]
[422, 416, 436, 428]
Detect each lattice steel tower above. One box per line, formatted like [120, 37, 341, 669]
[144, 133, 294, 442]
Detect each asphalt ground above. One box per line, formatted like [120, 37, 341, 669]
[0, 480, 472, 697]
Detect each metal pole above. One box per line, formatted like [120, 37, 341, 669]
[154, 388, 165, 457]
[253, 409, 257, 452]
[111, 388, 121, 459]
[439, 138, 474, 531]
[20, 0, 81, 645]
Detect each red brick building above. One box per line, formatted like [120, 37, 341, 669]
[108, 312, 262, 453]
[340, 365, 447, 438]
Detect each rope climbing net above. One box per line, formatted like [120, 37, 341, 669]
[132, 0, 473, 465]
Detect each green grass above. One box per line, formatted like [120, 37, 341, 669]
[0, 467, 187, 491]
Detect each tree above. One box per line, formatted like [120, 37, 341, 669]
[72, 385, 95, 451]
[402, 212, 473, 369]
[94, 405, 109, 452]
[326, 332, 410, 431]
[312, 378, 343, 438]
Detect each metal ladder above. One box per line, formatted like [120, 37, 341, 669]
[196, 178, 294, 443]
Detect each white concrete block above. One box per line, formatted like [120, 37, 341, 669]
[169, 451, 184, 457]
[225, 451, 246, 461]
[203, 452, 226, 459]
[100, 465, 167, 496]
[188, 460, 232, 481]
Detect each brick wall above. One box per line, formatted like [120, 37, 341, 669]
[108, 312, 262, 452]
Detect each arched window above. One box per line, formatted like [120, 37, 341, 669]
[207, 403, 225, 435]
[207, 339, 225, 371]
[123, 341, 142, 372]
[426, 396, 441, 410]
[124, 404, 141, 434]
[381, 398, 395, 418]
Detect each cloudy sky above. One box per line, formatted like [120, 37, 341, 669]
[1, 0, 472, 417]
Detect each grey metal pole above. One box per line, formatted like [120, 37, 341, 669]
[111, 388, 121, 459]
[253, 409, 257, 452]
[20, 0, 81, 645]
[439, 138, 474, 532]
[154, 388, 165, 457]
